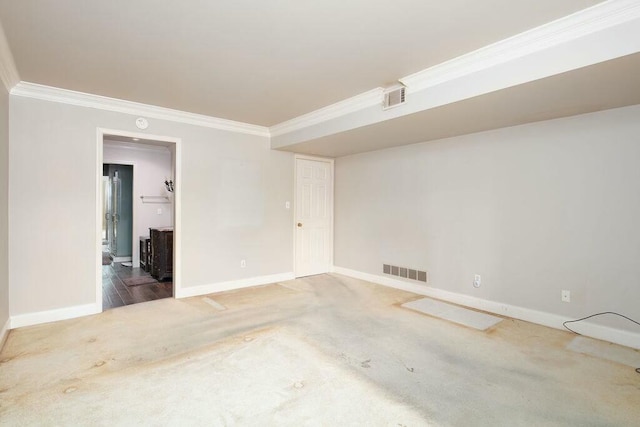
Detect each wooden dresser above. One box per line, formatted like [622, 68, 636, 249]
[149, 227, 173, 281]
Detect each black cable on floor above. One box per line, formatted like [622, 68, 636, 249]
[562, 311, 640, 374]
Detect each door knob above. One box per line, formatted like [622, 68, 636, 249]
[297, 222, 303, 227]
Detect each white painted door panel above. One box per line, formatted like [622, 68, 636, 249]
[295, 158, 332, 277]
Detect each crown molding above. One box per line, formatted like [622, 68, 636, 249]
[269, 88, 384, 137]
[10, 82, 270, 137]
[400, 0, 640, 93]
[0, 21, 20, 92]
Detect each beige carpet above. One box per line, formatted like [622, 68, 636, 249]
[1, 274, 639, 425]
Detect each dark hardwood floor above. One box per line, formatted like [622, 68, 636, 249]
[102, 261, 173, 310]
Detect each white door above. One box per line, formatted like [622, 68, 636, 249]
[295, 157, 333, 277]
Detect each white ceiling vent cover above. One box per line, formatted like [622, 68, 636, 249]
[383, 85, 406, 110]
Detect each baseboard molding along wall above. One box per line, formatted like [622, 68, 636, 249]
[176, 272, 295, 299]
[7, 273, 295, 330]
[0, 317, 10, 351]
[333, 266, 640, 350]
[10, 303, 101, 329]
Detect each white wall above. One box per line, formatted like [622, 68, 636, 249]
[103, 141, 174, 267]
[335, 105, 640, 337]
[179, 129, 293, 288]
[9, 96, 294, 319]
[0, 82, 9, 341]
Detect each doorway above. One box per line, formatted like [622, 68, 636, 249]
[97, 128, 181, 311]
[294, 155, 334, 277]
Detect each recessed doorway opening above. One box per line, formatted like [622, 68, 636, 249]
[97, 129, 181, 312]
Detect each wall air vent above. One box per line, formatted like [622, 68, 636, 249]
[383, 85, 406, 110]
[383, 264, 427, 283]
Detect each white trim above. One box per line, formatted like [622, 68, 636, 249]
[294, 155, 335, 278]
[172, 140, 182, 299]
[333, 267, 640, 350]
[96, 130, 104, 312]
[0, 20, 19, 91]
[175, 272, 295, 299]
[97, 128, 182, 307]
[400, 0, 640, 94]
[12, 82, 269, 137]
[294, 154, 335, 162]
[104, 140, 171, 153]
[0, 317, 10, 350]
[10, 303, 101, 329]
[270, 88, 384, 137]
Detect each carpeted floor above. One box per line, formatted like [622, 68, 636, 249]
[1, 274, 639, 425]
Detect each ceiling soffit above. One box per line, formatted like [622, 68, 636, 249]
[270, 0, 640, 148]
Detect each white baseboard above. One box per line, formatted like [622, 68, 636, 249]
[8, 272, 296, 329]
[10, 303, 101, 329]
[333, 266, 640, 350]
[175, 272, 296, 299]
[0, 316, 10, 351]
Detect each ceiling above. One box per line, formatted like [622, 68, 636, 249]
[0, 0, 604, 127]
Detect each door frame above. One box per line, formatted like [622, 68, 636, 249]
[96, 128, 182, 310]
[293, 154, 335, 278]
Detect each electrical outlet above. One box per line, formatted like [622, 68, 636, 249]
[561, 290, 571, 303]
[240, 259, 246, 268]
[473, 274, 481, 288]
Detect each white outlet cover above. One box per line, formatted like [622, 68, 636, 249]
[561, 290, 571, 302]
[473, 274, 481, 288]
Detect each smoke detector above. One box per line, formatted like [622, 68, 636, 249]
[383, 84, 406, 110]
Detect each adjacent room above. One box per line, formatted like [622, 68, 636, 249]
[0, 1, 639, 424]
[101, 136, 176, 310]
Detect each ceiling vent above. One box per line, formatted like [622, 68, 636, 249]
[383, 84, 406, 110]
